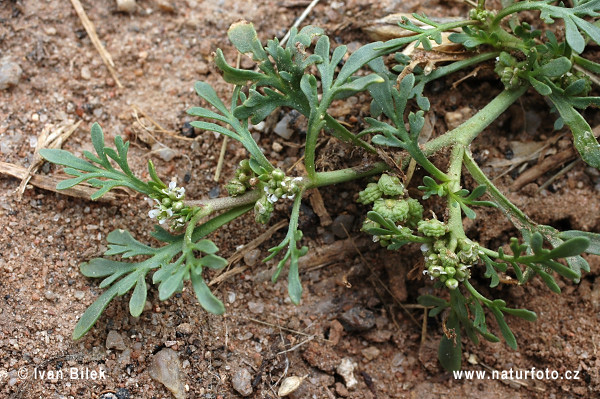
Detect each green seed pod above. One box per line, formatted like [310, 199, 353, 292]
[418, 219, 447, 237]
[361, 219, 380, 232]
[239, 159, 250, 171]
[380, 238, 390, 247]
[271, 168, 285, 181]
[226, 179, 247, 197]
[377, 174, 404, 196]
[457, 239, 479, 264]
[428, 265, 443, 278]
[172, 201, 185, 212]
[274, 187, 284, 198]
[455, 267, 468, 281]
[406, 198, 424, 228]
[254, 196, 274, 224]
[357, 183, 382, 204]
[439, 250, 459, 268]
[237, 172, 249, 183]
[373, 199, 409, 222]
[433, 239, 447, 253]
[445, 278, 459, 290]
[161, 197, 172, 207]
[444, 266, 456, 277]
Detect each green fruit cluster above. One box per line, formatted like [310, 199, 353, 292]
[226, 159, 256, 197]
[423, 238, 480, 290]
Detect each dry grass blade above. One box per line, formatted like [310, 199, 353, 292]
[0, 161, 124, 202]
[209, 220, 288, 286]
[16, 120, 81, 199]
[362, 13, 463, 41]
[69, 0, 123, 88]
[280, 0, 321, 46]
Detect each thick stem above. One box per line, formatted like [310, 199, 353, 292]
[413, 86, 527, 164]
[304, 105, 327, 179]
[312, 162, 388, 187]
[186, 162, 390, 213]
[186, 190, 262, 212]
[446, 145, 467, 251]
[185, 206, 214, 247]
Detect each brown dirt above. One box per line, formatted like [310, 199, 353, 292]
[1, 1, 600, 398]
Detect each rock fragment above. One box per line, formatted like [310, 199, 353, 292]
[338, 306, 375, 332]
[336, 357, 358, 390]
[231, 367, 253, 396]
[148, 348, 186, 399]
[0, 57, 22, 90]
[106, 330, 127, 351]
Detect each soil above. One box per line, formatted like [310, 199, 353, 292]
[2, 1, 600, 399]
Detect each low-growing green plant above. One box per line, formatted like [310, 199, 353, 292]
[40, 0, 600, 370]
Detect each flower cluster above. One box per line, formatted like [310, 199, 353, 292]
[148, 180, 191, 230]
[494, 52, 525, 90]
[255, 168, 302, 224]
[226, 159, 256, 197]
[422, 238, 480, 290]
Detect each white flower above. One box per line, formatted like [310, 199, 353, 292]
[148, 209, 161, 219]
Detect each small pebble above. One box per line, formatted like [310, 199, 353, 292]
[116, 0, 136, 13]
[338, 306, 375, 332]
[361, 346, 380, 361]
[231, 368, 253, 396]
[331, 214, 355, 238]
[176, 323, 193, 335]
[73, 290, 85, 300]
[148, 348, 186, 399]
[336, 358, 358, 390]
[227, 291, 236, 303]
[243, 249, 261, 267]
[0, 57, 22, 90]
[248, 301, 264, 314]
[81, 66, 91, 80]
[274, 114, 294, 139]
[208, 186, 220, 199]
[272, 142, 283, 152]
[44, 290, 57, 301]
[106, 330, 127, 351]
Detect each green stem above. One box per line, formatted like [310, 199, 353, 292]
[419, 52, 499, 88]
[446, 145, 467, 251]
[463, 279, 492, 306]
[324, 114, 377, 154]
[462, 149, 533, 231]
[312, 162, 388, 187]
[304, 104, 328, 179]
[186, 162, 390, 215]
[406, 141, 451, 182]
[491, 2, 549, 27]
[186, 190, 262, 212]
[416, 86, 527, 161]
[185, 206, 214, 247]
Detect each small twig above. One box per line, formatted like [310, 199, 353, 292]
[421, 307, 428, 345]
[277, 336, 315, 355]
[214, 54, 240, 182]
[209, 220, 288, 286]
[1, 161, 124, 202]
[537, 159, 580, 193]
[17, 120, 81, 199]
[69, 0, 122, 88]
[242, 316, 333, 343]
[280, 0, 322, 46]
